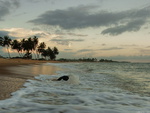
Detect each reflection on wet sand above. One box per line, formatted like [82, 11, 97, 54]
[0, 63, 61, 100]
[8, 64, 61, 76]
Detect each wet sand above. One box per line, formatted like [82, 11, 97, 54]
[0, 58, 61, 100]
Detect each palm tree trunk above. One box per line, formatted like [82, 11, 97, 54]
[7, 46, 11, 58]
[17, 50, 22, 57]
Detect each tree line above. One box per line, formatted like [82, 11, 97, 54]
[0, 36, 59, 60]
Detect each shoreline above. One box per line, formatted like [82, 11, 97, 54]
[0, 58, 61, 100]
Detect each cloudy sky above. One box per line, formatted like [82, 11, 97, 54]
[0, 0, 150, 62]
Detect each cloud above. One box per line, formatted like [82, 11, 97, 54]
[78, 49, 93, 52]
[51, 38, 84, 46]
[101, 43, 106, 46]
[101, 19, 146, 35]
[67, 33, 88, 37]
[27, 0, 48, 3]
[0, 0, 20, 20]
[147, 46, 150, 48]
[58, 51, 78, 59]
[29, 5, 150, 35]
[139, 48, 150, 55]
[64, 49, 73, 51]
[51, 39, 84, 42]
[0, 30, 9, 36]
[100, 47, 124, 51]
[121, 44, 138, 47]
[12, 0, 20, 8]
[0, 28, 52, 40]
[27, 0, 59, 5]
[29, 5, 98, 29]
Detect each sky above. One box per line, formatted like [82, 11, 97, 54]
[0, 0, 150, 62]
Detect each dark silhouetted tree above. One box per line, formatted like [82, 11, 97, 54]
[0, 36, 12, 58]
[11, 40, 22, 57]
[41, 49, 48, 59]
[47, 47, 55, 60]
[53, 47, 59, 55]
[37, 42, 46, 59]
[33, 36, 38, 59]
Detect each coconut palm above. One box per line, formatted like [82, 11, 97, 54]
[11, 40, 22, 57]
[33, 36, 39, 59]
[37, 42, 46, 59]
[33, 36, 38, 49]
[53, 47, 59, 55]
[0, 36, 12, 58]
[41, 49, 48, 59]
[0, 37, 3, 46]
[47, 47, 55, 60]
[21, 38, 33, 59]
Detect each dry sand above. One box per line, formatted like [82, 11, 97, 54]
[0, 58, 61, 100]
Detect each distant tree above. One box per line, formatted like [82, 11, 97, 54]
[37, 42, 46, 59]
[0, 37, 3, 46]
[33, 36, 38, 49]
[53, 47, 59, 55]
[0, 36, 59, 60]
[23, 51, 32, 59]
[41, 49, 48, 59]
[47, 47, 55, 60]
[21, 38, 33, 59]
[0, 36, 12, 58]
[33, 36, 39, 59]
[11, 40, 22, 57]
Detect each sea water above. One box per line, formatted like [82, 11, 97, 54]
[0, 62, 150, 113]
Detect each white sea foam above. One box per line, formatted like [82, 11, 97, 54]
[0, 63, 150, 113]
[66, 75, 80, 84]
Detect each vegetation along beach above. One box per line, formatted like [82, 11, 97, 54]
[0, 0, 150, 113]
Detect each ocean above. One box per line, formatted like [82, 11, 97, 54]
[0, 62, 150, 113]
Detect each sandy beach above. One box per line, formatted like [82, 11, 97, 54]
[0, 58, 61, 100]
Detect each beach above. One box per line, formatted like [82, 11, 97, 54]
[0, 58, 60, 100]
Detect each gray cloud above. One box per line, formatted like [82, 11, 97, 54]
[121, 44, 138, 47]
[51, 38, 84, 42]
[101, 43, 106, 46]
[101, 19, 146, 35]
[27, 0, 49, 3]
[100, 47, 124, 51]
[29, 5, 150, 35]
[0, 30, 9, 36]
[139, 48, 150, 55]
[0, 0, 20, 20]
[58, 51, 77, 59]
[12, 0, 20, 8]
[0, 30, 18, 40]
[51, 38, 84, 45]
[64, 49, 73, 51]
[67, 33, 88, 37]
[147, 46, 150, 48]
[78, 49, 93, 52]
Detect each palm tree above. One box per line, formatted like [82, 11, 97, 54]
[11, 40, 22, 57]
[1, 36, 12, 58]
[37, 42, 46, 59]
[27, 37, 33, 52]
[0, 37, 3, 46]
[21, 38, 33, 59]
[33, 36, 39, 59]
[47, 47, 55, 60]
[53, 47, 59, 55]
[1, 36, 60, 60]
[41, 49, 48, 59]
[33, 36, 38, 49]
